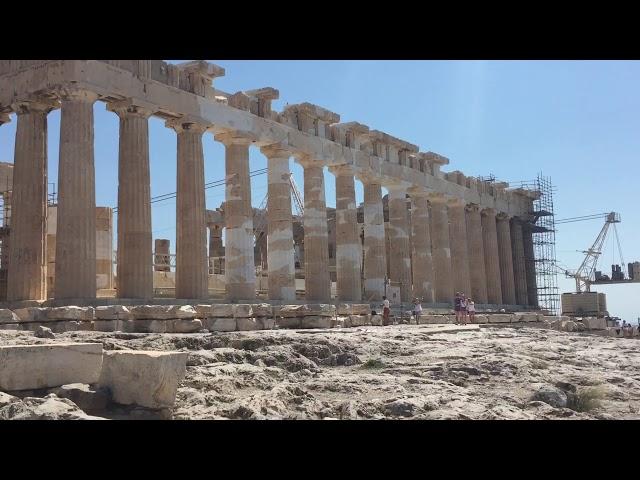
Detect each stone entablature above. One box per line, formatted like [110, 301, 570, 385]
[0, 60, 537, 218]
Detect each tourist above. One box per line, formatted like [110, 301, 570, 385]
[460, 294, 468, 324]
[467, 299, 476, 322]
[382, 296, 391, 326]
[454, 292, 462, 324]
[412, 298, 423, 324]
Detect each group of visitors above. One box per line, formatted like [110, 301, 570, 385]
[454, 292, 475, 324]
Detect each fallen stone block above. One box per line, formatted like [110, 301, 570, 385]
[582, 317, 607, 330]
[95, 305, 131, 321]
[470, 314, 489, 324]
[14, 307, 48, 323]
[0, 343, 103, 391]
[332, 316, 347, 328]
[349, 315, 368, 327]
[236, 318, 260, 331]
[26, 321, 80, 333]
[418, 315, 450, 325]
[488, 314, 513, 323]
[98, 350, 188, 409]
[518, 313, 539, 323]
[0, 394, 106, 420]
[233, 304, 253, 318]
[93, 320, 124, 332]
[203, 317, 236, 332]
[130, 305, 196, 320]
[169, 319, 203, 333]
[127, 319, 167, 334]
[300, 316, 332, 329]
[305, 304, 336, 317]
[343, 316, 353, 328]
[78, 321, 94, 331]
[336, 304, 352, 315]
[258, 317, 276, 330]
[250, 303, 272, 317]
[0, 309, 20, 324]
[47, 306, 94, 321]
[34, 325, 55, 339]
[210, 304, 234, 317]
[48, 383, 110, 413]
[370, 315, 383, 326]
[276, 305, 308, 317]
[0, 323, 22, 331]
[194, 304, 212, 317]
[351, 304, 372, 315]
[276, 317, 302, 329]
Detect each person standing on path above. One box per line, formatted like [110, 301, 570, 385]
[382, 296, 391, 326]
[467, 299, 476, 322]
[412, 298, 423, 324]
[454, 292, 462, 324]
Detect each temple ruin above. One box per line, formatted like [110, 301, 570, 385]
[0, 60, 540, 309]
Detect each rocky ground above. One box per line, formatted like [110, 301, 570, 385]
[1, 323, 639, 419]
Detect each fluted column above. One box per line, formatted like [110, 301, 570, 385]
[171, 120, 208, 300]
[330, 165, 361, 301]
[448, 199, 471, 297]
[523, 225, 538, 307]
[511, 218, 528, 306]
[410, 192, 434, 303]
[215, 133, 256, 301]
[261, 145, 295, 302]
[7, 100, 55, 301]
[297, 156, 330, 301]
[496, 212, 516, 305]
[108, 101, 153, 299]
[430, 195, 453, 303]
[388, 186, 411, 302]
[481, 208, 502, 305]
[361, 179, 387, 301]
[465, 204, 488, 304]
[55, 89, 98, 300]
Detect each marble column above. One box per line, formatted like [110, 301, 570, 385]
[298, 156, 330, 301]
[331, 165, 362, 302]
[465, 204, 488, 304]
[388, 186, 412, 302]
[261, 145, 295, 302]
[7, 100, 54, 301]
[410, 193, 434, 303]
[361, 179, 387, 301]
[496, 212, 516, 305]
[448, 199, 471, 298]
[215, 133, 256, 301]
[430, 195, 453, 303]
[171, 120, 207, 300]
[523, 225, 538, 307]
[55, 89, 98, 300]
[208, 224, 224, 258]
[511, 218, 528, 306]
[481, 208, 502, 305]
[109, 101, 153, 299]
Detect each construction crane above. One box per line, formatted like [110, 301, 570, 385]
[561, 212, 638, 292]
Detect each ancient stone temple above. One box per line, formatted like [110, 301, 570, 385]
[0, 60, 540, 308]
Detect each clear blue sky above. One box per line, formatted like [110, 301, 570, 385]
[1, 60, 638, 320]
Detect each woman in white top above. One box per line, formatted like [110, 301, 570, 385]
[467, 299, 476, 322]
[412, 298, 423, 324]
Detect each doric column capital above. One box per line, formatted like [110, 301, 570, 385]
[427, 192, 448, 204]
[327, 164, 356, 177]
[214, 130, 256, 146]
[57, 88, 99, 103]
[293, 153, 322, 169]
[355, 171, 382, 185]
[260, 143, 293, 159]
[0, 112, 11, 124]
[11, 97, 58, 115]
[446, 197, 466, 208]
[465, 202, 482, 213]
[166, 117, 209, 135]
[107, 99, 154, 119]
[481, 207, 497, 217]
[496, 211, 511, 221]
